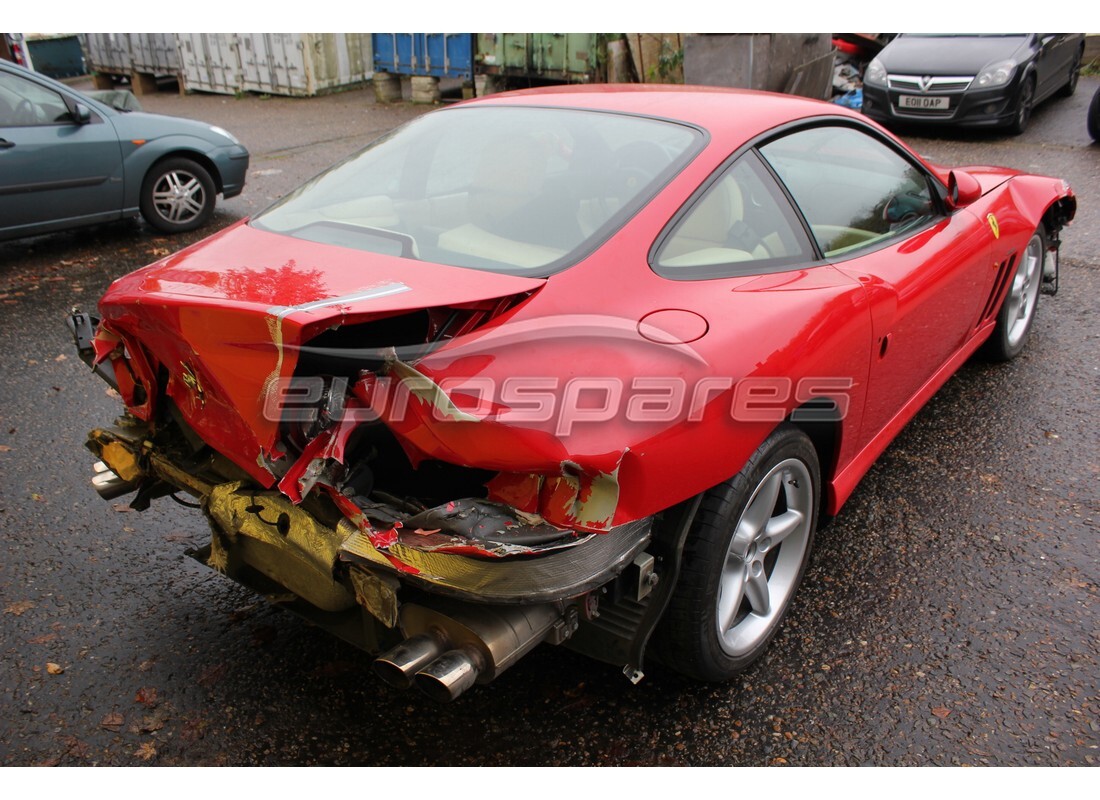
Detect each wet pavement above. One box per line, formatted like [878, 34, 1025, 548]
[0, 78, 1097, 766]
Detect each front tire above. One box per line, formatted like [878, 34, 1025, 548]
[1008, 76, 1035, 136]
[657, 424, 819, 681]
[983, 228, 1046, 361]
[140, 157, 216, 234]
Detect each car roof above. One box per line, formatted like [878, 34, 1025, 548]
[457, 84, 863, 142]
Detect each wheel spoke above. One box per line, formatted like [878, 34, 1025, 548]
[736, 470, 782, 540]
[718, 560, 747, 632]
[180, 197, 203, 217]
[764, 509, 805, 546]
[744, 569, 770, 616]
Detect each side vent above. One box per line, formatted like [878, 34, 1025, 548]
[980, 253, 1017, 323]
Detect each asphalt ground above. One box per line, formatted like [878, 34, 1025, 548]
[0, 77, 1097, 768]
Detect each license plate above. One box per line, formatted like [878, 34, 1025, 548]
[899, 95, 949, 110]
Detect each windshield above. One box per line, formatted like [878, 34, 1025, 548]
[252, 106, 702, 275]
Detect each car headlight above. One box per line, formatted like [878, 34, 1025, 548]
[864, 57, 887, 86]
[209, 125, 239, 144]
[974, 59, 1017, 89]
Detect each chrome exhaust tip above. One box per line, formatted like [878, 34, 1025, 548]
[373, 630, 447, 689]
[414, 648, 484, 703]
[91, 461, 137, 500]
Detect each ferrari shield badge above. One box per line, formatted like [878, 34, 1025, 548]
[987, 213, 1000, 239]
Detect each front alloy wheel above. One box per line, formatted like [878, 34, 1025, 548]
[140, 158, 216, 233]
[984, 228, 1046, 361]
[1009, 77, 1035, 136]
[657, 424, 819, 681]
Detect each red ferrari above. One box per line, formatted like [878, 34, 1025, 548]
[72, 86, 1075, 700]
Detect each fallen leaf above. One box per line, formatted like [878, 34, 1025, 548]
[28, 633, 57, 644]
[134, 686, 159, 708]
[931, 706, 952, 719]
[138, 659, 157, 672]
[198, 662, 227, 686]
[4, 600, 35, 616]
[54, 354, 68, 362]
[31, 493, 45, 502]
[105, 387, 122, 400]
[46, 662, 65, 675]
[181, 717, 209, 743]
[112, 503, 134, 513]
[132, 710, 167, 734]
[134, 742, 157, 761]
[771, 757, 789, 765]
[59, 735, 90, 761]
[0, 445, 12, 452]
[100, 712, 124, 732]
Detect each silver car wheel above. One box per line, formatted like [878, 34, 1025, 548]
[1004, 233, 1044, 350]
[716, 457, 813, 658]
[151, 169, 207, 224]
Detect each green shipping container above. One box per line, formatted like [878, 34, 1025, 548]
[476, 33, 601, 83]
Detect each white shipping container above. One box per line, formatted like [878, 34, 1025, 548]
[176, 33, 242, 95]
[239, 33, 373, 96]
[176, 33, 371, 96]
[83, 33, 131, 73]
[130, 33, 179, 75]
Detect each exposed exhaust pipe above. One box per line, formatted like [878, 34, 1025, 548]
[373, 630, 448, 689]
[414, 647, 484, 703]
[372, 601, 563, 701]
[91, 460, 137, 500]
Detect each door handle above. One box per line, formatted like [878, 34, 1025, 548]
[0, 139, 14, 149]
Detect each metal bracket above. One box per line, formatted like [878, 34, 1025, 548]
[1042, 236, 1059, 296]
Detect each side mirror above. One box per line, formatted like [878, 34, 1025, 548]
[945, 170, 982, 210]
[72, 102, 91, 125]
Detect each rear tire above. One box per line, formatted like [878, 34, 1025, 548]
[656, 424, 819, 681]
[1056, 49, 1082, 98]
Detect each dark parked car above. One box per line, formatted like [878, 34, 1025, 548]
[862, 33, 1085, 134]
[0, 60, 249, 241]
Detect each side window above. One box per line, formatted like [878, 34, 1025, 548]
[653, 152, 815, 278]
[759, 126, 937, 258]
[0, 71, 72, 127]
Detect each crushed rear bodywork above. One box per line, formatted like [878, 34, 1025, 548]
[73, 221, 704, 699]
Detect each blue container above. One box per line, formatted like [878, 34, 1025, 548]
[26, 35, 87, 78]
[372, 34, 473, 79]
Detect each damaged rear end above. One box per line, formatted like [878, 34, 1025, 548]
[71, 225, 671, 700]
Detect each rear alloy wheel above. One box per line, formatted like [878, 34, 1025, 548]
[1008, 76, 1035, 136]
[657, 424, 819, 681]
[984, 228, 1046, 361]
[140, 158, 216, 233]
[1056, 50, 1082, 98]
